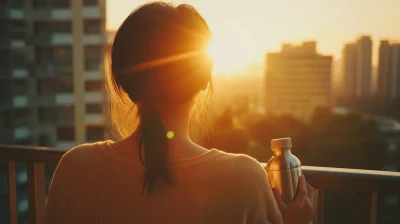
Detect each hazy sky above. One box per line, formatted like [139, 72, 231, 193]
[107, 0, 400, 65]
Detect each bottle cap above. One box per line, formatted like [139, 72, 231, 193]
[271, 137, 292, 150]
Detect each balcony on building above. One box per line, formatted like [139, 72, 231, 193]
[32, 3, 104, 21]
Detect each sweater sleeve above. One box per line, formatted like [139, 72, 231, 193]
[243, 156, 284, 224]
[40, 153, 75, 224]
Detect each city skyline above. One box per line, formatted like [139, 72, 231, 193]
[107, 0, 400, 68]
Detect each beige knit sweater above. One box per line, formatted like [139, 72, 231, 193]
[41, 141, 283, 224]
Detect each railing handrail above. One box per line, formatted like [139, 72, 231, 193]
[0, 144, 66, 164]
[1, 144, 400, 193]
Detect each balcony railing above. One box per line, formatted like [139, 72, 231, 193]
[1, 144, 400, 224]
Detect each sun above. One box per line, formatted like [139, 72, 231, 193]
[208, 20, 259, 74]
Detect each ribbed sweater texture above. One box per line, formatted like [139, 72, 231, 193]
[41, 141, 283, 224]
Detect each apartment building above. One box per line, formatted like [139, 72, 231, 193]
[265, 41, 332, 122]
[339, 36, 373, 98]
[377, 40, 400, 99]
[0, 0, 107, 148]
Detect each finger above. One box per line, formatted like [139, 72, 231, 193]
[313, 189, 318, 217]
[272, 188, 286, 212]
[298, 175, 307, 196]
[306, 182, 315, 199]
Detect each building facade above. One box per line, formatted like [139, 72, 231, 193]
[265, 41, 332, 122]
[0, 0, 107, 148]
[339, 36, 373, 98]
[341, 43, 358, 98]
[356, 36, 373, 97]
[377, 40, 400, 99]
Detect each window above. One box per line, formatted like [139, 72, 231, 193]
[0, 79, 11, 95]
[38, 107, 57, 123]
[9, 0, 24, 8]
[84, 20, 103, 34]
[35, 47, 53, 64]
[37, 79, 55, 95]
[85, 46, 103, 71]
[58, 77, 74, 92]
[12, 79, 29, 95]
[12, 54, 25, 67]
[3, 111, 14, 129]
[53, 0, 71, 8]
[83, 0, 97, 6]
[15, 138, 32, 146]
[10, 31, 25, 39]
[57, 127, 74, 141]
[34, 22, 51, 35]
[37, 78, 72, 95]
[10, 20, 25, 29]
[53, 21, 72, 33]
[86, 103, 101, 113]
[54, 47, 72, 57]
[57, 105, 74, 121]
[54, 47, 73, 72]
[14, 108, 30, 127]
[38, 134, 52, 147]
[86, 126, 104, 142]
[33, 0, 49, 9]
[85, 81, 102, 92]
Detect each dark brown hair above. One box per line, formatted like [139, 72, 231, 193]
[106, 2, 212, 195]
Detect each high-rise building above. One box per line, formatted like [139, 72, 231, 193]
[377, 40, 400, 99]
[0, 0, 107, 148]
[265, 41, 332, 122]
[356, 36, 373, 97]
[339, 36, 373, 98]
[341, 43, 357, 97]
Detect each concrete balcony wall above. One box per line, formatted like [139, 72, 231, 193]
[84, 92, 104, 103]
[51, 33, 73, 45]
[48, 6, 103, 20]
[83, 34, 105, 45]
[84, 70, 103, 80]
[83, 6, 103, 19]
[55, 141, 76, 149]
[55, 93, 74, 105]
[51, 9, 72, 20]
[12, 69, 29, 79]
[11, 40, 25, 49]
[85, 114, 104, 124]
[14, 126, 30, 140]
[13, 95, 28, 108]
[9, 9, 24, 20]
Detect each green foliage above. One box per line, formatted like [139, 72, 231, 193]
[200, 105, 390, 169]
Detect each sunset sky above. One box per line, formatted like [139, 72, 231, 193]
[107, 0, 400, 70]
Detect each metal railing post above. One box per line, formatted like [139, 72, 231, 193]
[7, 161, 18, 224]
[27, 163, 47, 224]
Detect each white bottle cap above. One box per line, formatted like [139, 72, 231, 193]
[271, 137, 292, 150]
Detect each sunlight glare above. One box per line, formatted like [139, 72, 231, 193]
[208, 20, 260, 74]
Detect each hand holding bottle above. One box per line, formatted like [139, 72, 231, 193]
[272, 175, 318, 224]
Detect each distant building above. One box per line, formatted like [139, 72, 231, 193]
[339, 36, 373, 98]
[377, 40, 400, 99]
[265, 41, 332, 122]
[356, 36, 373, 97]
[341, 44, 358, 97]
[0, 0, 107, 148]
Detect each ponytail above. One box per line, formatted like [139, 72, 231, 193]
[139, 103, 173, 195]
[108, 2, 212, 196]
